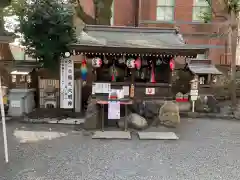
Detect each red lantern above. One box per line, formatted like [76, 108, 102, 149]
[169, 59, 174, 71]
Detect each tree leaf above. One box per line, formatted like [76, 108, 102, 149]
[16, 0, 76, 69]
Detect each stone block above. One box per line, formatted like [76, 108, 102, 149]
[158, 101, 180, 128]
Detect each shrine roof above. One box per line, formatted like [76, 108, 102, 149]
[71, 25, 207, 57]
[188, 59, 222, 75]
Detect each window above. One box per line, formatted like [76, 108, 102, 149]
[156, 0, 175, 21]
[192, 0, 211, 22]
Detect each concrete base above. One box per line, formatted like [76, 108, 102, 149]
[92, 131, 131, 139]
[138, 132, 179, 140]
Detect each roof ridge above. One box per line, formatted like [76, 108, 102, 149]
[83, 25, 177, 33]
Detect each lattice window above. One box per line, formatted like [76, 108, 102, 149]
[156, 0, 175, 21]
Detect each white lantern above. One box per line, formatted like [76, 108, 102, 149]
[126, 58, 135, 68]
[64, 52, 71, 57]
[92, 57, 102, 68]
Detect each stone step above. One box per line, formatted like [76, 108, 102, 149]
[92, 131, 131, 139]
[138, 132, 179, 140]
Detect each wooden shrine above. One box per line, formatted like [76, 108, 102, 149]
[69, 25, 208, 130]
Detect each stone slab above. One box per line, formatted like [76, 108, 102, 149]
[92, 131, 131, 139]
[58, 118, 85, 124]
[138, 132, 179, 140]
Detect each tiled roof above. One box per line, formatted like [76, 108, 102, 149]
[72, 25, 207, 56]
[188, 59, 222, 75]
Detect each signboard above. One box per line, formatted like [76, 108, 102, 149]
[145, 88, 155, 95]
[108, 101, 120, 119]
[60, 58, 74, 109]
[10, 100, 21, 108]
[92, 84, 95, 94]
[191, 96, 198, 101]
[94, 83, 110, 94]
[190, 90, 198, 96]
[122, 86, 129, 96]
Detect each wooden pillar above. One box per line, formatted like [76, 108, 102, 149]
[74, 79, 82, 112]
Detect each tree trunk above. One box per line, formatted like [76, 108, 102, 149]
[75, 0, 113, 25]
[0, 5, 14, 61]
[0, 5, 14, 87]
[230, 11, 238, 107]
[95, 0, 113, 25]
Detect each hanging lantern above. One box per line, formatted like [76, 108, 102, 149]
[126, 58, 135, 68]
[150, 64, 156, 83]
[81, 59, 88, 81]
[92, 57, 102, 68]
[103, 56, 109, 64]
[118, 57, 125, 64]
[169, 58, 175, 71]
[110, 65, 118, 82]
[135, 57, 141, 70]
[156, 59, 162, 66]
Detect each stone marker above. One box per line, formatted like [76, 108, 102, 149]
[84, 97, 100, 129]
[158, 101, 180, 128]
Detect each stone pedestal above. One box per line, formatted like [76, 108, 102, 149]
[8, 89, 36, 116]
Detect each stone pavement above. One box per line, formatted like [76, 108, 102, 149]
[1, 118, 240, 179]
[13, 112, 236, 126]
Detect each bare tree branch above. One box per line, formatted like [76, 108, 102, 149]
[74, 0, 113, 25]
[74, 0, 95, 24]
[205, 0, 228, 20]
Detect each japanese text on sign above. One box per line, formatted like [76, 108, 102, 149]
[60, 58, 74, 108]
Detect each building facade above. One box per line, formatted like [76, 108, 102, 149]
[80, 0, 235, 65]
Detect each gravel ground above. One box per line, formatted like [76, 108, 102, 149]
[0, 118, 240, 180]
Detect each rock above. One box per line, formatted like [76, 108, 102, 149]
[127, 113, 148, 130]
[195, 98, 207, 112]
[129, 102, 145, 116]
[234, 104, 240, 119]
[142, 100, 164, 119]
[83, 96, 100, 130]
[117, 117, 125, 129]
[158, 101, 180, 128]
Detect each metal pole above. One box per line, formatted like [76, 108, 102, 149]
[0, 75, 9, 163]
[192, 100, 195, 113]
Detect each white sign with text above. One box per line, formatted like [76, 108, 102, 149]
[145, 88, 155, 95]
[60, 58, 74, 109]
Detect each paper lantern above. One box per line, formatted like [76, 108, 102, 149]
[150, 64, 156, 83]
[169, 58, 175, 71]
[156, 59, 162, 65]
[135, 57, 141, 70]
[126, 58, 135, 68]
[92, 57, 102, 68]
[81, 59, 87, 81]
[110, 65, 118, 82]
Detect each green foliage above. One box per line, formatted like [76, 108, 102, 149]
[3, 0, 25, 17]
[0, 0, 12, 9]
[16, 0, 76, 69]
[0, 0, 12, 35]
[198, 6, 212, 23]
[227, 0, 240, 14]
[200, 0, 240, 23]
